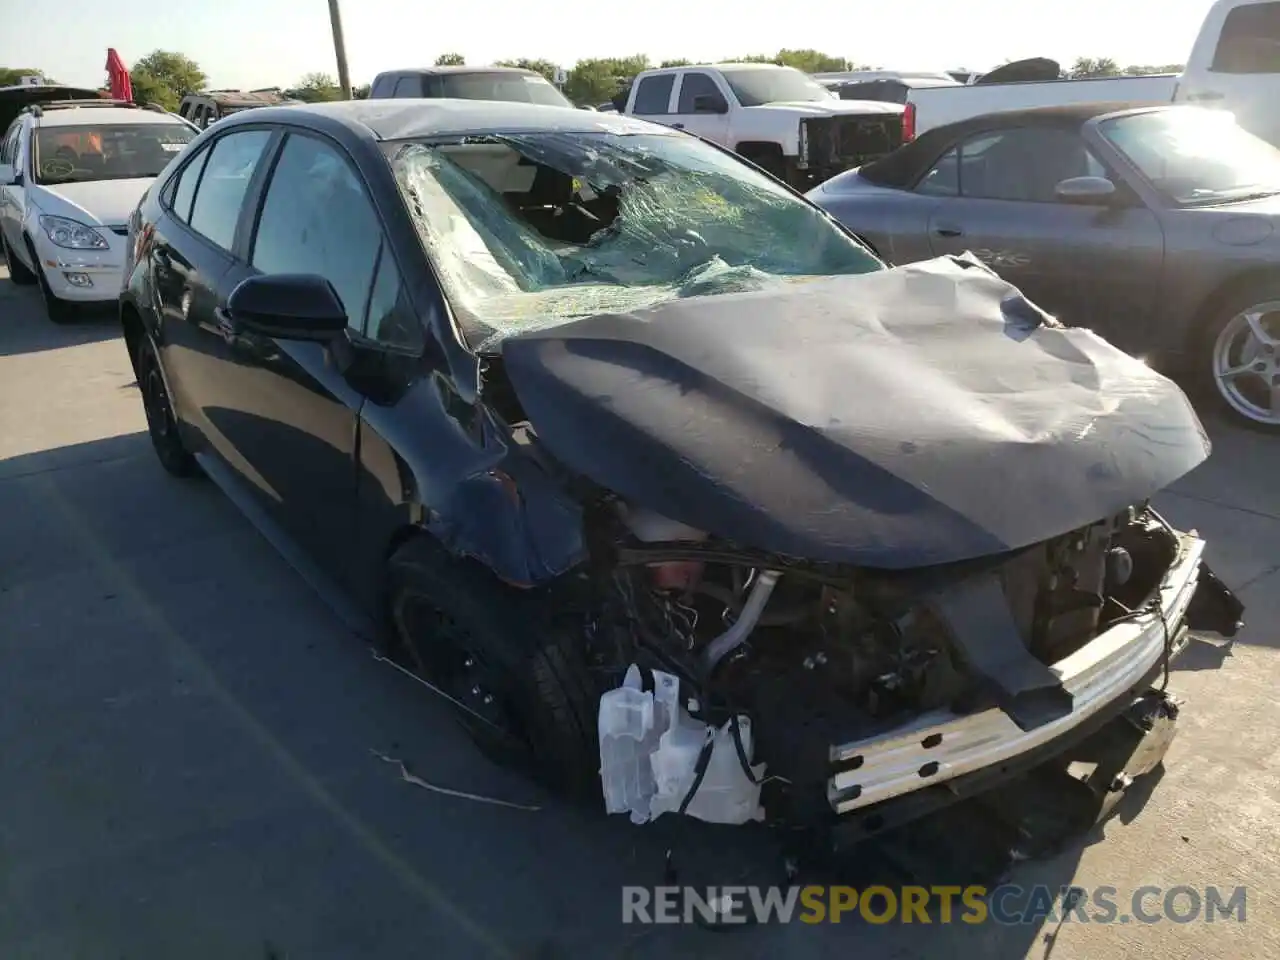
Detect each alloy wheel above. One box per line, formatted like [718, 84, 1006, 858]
[1212, 301, 1280, 427]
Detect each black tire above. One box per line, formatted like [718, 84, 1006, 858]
[1195, 280, 1280, 432]
[387, 536, 600, 800]
[136, 336, 200, 477]
[1, 232, 36, 285]
[27, 238, 77, 324]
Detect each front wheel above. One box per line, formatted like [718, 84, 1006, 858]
[387, 537, 600, 801]
[1, 233, 36, 285]
[28, 239, 77, 324]
[1200, 286, 1280, 431]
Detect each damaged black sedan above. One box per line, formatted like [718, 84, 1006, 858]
[121, 100, 1243, 847]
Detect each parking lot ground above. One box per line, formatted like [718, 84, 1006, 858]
[3, 268, 1280, 959]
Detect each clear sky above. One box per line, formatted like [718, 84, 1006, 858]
[3, 0, 1215, 90]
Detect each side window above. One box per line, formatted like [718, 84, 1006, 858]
[392, 76, 422, 97]
[364, 243, 421, 349]
[187, 129, 272, 250]
[168, 142, 212, 222]
[677, 72, 722, 113]
[1213, 2, 1280, 73]
[916, 147, 959, 196]
[250, 133, 383, 331]
[0, 121, 19, 164]
[633, 75, 675, 115]
[954, 127, 1099, 203]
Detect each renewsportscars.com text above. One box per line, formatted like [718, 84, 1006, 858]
[622, 884, 1247, 926]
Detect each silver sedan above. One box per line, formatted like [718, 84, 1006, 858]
[808, 103, 1280, 430]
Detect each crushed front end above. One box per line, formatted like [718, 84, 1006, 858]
[580, 497, 1241, 838]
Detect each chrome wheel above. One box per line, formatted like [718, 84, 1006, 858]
[1213, 301, 1280, 427]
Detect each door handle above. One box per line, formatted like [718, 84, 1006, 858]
[934, 224, 964, 238]
[214, 305, 239, 341]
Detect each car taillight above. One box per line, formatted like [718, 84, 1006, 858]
[903, 102, 917, 142]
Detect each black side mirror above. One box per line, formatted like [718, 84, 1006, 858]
[227, 274, 349, 341]
[692, 93, 729, 115]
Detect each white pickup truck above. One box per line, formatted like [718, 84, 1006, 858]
[904, 70, 1179, 139]
[620, 64, 905, 188]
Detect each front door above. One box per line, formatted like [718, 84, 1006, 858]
[0, 120, 27, 255]
[921, 124, 1165, 334]
[669, 71, 732, 146]
[204, 129, 407, 586]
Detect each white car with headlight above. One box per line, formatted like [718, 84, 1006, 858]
[0, 100, 196, 323]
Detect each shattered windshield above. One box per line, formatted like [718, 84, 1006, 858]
[718, 67, 836, 106]
[389, 129, 880, 350]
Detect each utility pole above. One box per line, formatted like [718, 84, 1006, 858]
[327, 0, 353, 99]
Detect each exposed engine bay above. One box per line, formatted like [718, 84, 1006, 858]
[585, 498, 1183, 825]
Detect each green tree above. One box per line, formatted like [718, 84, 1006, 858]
[1123, 63, 1184, 75]
[496, 58, 559, 83]
[775, 49, 849, 73]
[292, 71, 342, 102]
[563, 55, 649, 104]
[659, 59, 691, 68]
[435, 53, 466, 66]
[352, 83, 371, 99]
[0, 67, 51, 86]
[1070, 56, 1120, 78]
[721, 54, 776, 64]
[130, 50, 207, 111]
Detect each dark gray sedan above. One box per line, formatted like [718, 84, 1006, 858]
[808, 103, 1280, 429]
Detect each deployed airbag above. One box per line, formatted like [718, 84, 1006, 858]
[501, 255, 1210, 568]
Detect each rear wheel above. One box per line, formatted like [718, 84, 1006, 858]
[1, 233, 36, 285]
[387, 537, 600, 800]
[137, 336, 200, 477]
[1199, 283, 1280, 431]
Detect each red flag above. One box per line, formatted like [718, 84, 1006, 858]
[106, 48, 133, 103]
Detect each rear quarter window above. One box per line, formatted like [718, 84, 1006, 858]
[1213, 2, 1280, 73]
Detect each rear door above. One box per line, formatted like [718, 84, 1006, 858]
[151, 127, 276, 447]
[628, 73, 677, 128]
[921, 124, 1165, 334]
[668, 71, 732, 145]
[1179, 0, 1280, 145]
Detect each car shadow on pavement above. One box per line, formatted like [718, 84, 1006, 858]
[0, 432, 1178, 960]
[0, 293, 119, 358]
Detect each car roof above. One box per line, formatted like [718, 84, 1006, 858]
[858, 102, 1168, 188]
[379, 66, 546, 77]
[220, 98, 666, 141]
[34, 106, 188, 128]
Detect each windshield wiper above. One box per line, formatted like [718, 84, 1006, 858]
[1183, 187, 1280, 206]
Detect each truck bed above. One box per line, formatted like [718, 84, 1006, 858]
[907, 74, 1179, 136]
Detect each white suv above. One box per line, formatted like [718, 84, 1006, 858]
[0, 101, 196, 322]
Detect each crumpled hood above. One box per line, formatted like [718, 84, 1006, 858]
[500, 255, 1210, 568]
[745, 100, 905, 118]
[32, 178, 153, 227]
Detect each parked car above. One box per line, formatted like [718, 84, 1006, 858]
[0, 82, 107, 134]
[119, 99, 1239, 846]
[808, 103, 1280, 429]
[0, 99, 197, 322]
[179, 89, 299, 130]
[620, 63, 904, 188]
[369, 66, 573, 108]
[1176, 0, 1280, 145]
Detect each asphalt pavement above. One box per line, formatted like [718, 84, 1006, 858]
[2, 269, 1279, 960]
